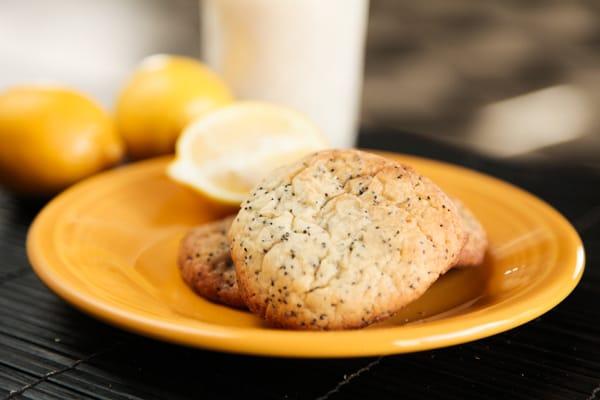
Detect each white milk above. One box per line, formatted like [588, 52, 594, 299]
[201, 0, 369, 148]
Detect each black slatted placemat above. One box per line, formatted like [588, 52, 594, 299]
[1, 131, 599, 400]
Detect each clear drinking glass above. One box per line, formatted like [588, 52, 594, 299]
[201, 0, 369, 148]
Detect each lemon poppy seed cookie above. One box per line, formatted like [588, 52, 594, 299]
[453, 198, 487, 268]
[229, 149, 465, 330]
[178, 216, 245, 309]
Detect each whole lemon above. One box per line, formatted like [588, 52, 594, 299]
[116, 55, 233, 159]
[0, 85, 124, 195]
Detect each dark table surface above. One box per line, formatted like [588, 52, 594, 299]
[1, 131, 599, 400]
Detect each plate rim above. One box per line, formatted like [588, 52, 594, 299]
[26, 152, 585, 358]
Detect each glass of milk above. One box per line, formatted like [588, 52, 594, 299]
[201, 0, 369, 148]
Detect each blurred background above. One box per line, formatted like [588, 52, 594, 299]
[1, 0, 599, 166]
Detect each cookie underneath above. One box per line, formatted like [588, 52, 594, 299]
[178, 216, 246, 309]
[453, 198, 487, 268]
[229, 149, 465, 330]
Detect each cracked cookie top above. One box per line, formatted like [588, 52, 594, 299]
[229, 150, 464, 329]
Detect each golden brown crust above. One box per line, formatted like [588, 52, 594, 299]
[229, 149, 465, 330]
[453, 198, 487, 268]
[178, 216, 246, 309]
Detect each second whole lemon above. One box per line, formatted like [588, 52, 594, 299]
[0, 85, 124, 195]
[116, 55, 233, 160]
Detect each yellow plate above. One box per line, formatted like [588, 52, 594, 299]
[27, 153, 585, 358]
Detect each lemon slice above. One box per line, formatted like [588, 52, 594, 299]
[167, 101, 329, 205]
